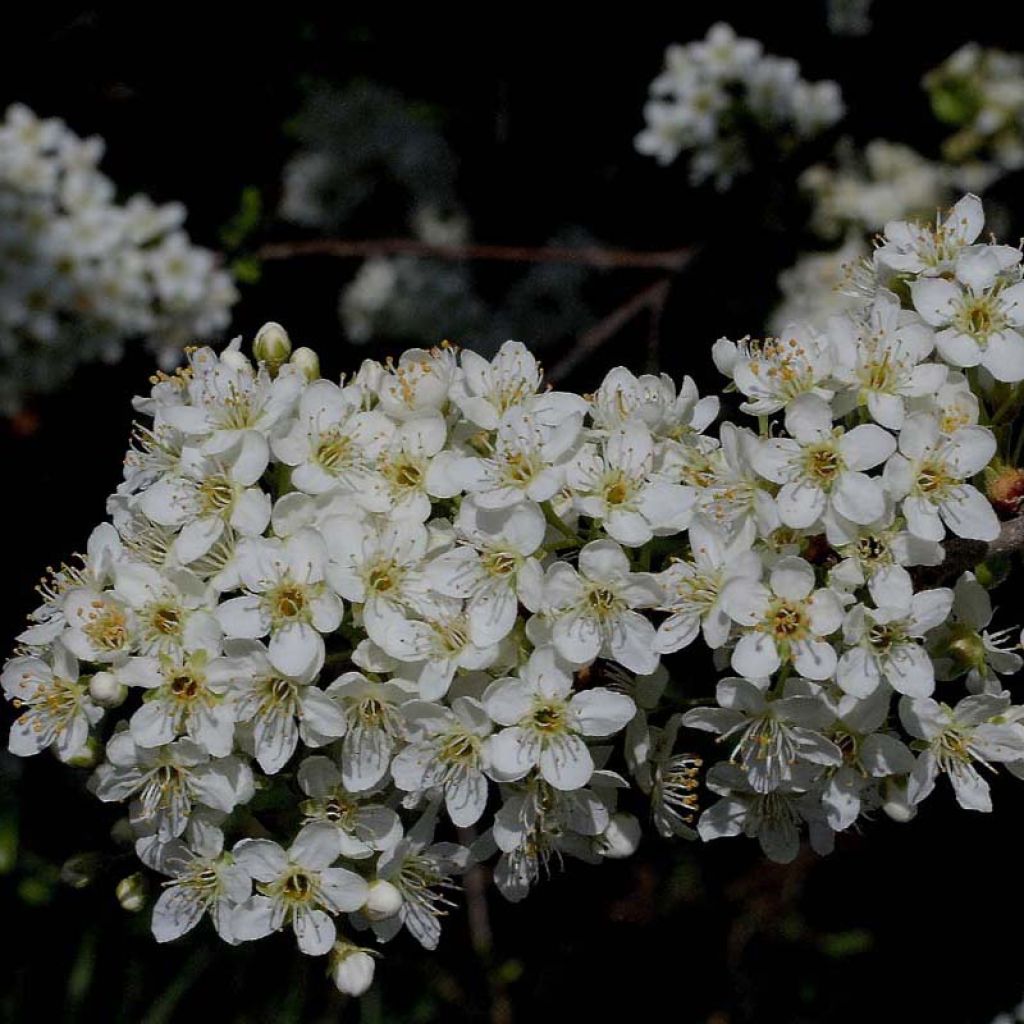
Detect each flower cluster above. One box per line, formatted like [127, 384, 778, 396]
[925, 43, 1024, 173]
[0, 103, 237, 413]
[6, 194, 1024, 996]
[801, 140, 952, 240]
[635, 22, 844, 189]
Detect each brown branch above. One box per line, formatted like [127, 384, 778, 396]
[547, 278, 674, 384]
[257, 237, 694, 272]
[915, 514, 1024, 587]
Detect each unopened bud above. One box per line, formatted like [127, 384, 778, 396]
[290, 346, 320, 381]
[254, 321, 292, 369]
[89, 671, 126, 708]
[116, 872, 147, 912]
[64, 736, 101, 769]
[600, 813, 642, 859]
[330, 942, 376, 997]
[61, 852, 102, 889]
[363, 878, 403, 921]
[947, 628, 987, 670]
[882, 778, 916, 824]
[986, 464, 1024, 518]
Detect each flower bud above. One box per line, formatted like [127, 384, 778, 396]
[254, 321, 292, 369]
[60, 852, 102, 889]
[363, 878, 403, 921]
[290, 346, 320, 381]
[882, 778, 916, 824]
[946, 628, 987, 670]
[64, 736, 101, 769]
[986, 464, 1024, 518]
[89, 671, 126, 708]
[330, 942, 376, 997]
[115, 872, 147, 912]
[600, 813, 642, 859]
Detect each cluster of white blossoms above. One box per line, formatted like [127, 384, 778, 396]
[6, 195, 1024, 995]
[0, 103, 237, 413]
[800, 141, 953, 241]
[925, 43, 1024, 173]
[635, 22, 844, 189]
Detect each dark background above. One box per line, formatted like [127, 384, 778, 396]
[3, 5, 1024, 1022]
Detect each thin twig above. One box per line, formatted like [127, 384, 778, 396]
[914, 514, 1024, 586]
[258, 238, 693, 272]
[547, 278, 673, 384]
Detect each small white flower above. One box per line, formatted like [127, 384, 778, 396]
[882, 412, 999, 541]
[900, 692, 1024, 811]
[233, 824, 369, 956]
[835, 565, 953, 698]
[566, 421, 695, 546]
[217, 530, 342, 678]
[720, 556, 842, 681]
[392, 697, 494, 826]
[3, 644, 99, 761]
[483, 647, 635, 791]
[752, 393, 895, 536]
[539, 539, 663, 673]
[208, 640, 345, 774]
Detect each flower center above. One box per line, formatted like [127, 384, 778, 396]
[531, 701, 567, 733]
[198, 475, 235, 515]
[483, 550, 518, 577]
[805, 442, 843, 485]
[269, 581, 308, 623]
[84, 602, 129, 652]
[316, 433, 351, 471]
[586, 586, 620, 617]
[766, 599, 807, 640]
[151, 604, 182, 636]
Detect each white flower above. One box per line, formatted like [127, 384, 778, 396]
[726, 325, 834, 415]
[484, 647, 635, 791]
[912, 257, 1024, 381]
[61, 586, 136, 664]
[271, 379, 394, 502]
[147, 831, 251, 944]
[450, 341, 544, 429]
[539, 539, 663, 673]
[720, 556, 843, 681]
[929, 572, 1023, 694]
[829, 290, 946, 430]
[874, 193, 987, 277]
[297, 756, 402, 858]
[590, 367, 719, 442]
[376, 346, 457, 420]
[3, 644, 99, 761]
[322, 514, 429, 653]
[233, 824, 369, 956]
[323, 673, 415, 792]
[654, 520, 760, 653]
[423, 498, 545, 647]
[698, 762, 827, 863]
[122, 648, 235, 755]
[566, 422, 695, 546]
[207, 641, 346, 775]
[392, 697, 494, 826]
[882, 413, 999, 541]
[112, 563, 221, 660]
[217, 530, 342, 678]
[91, 732, 253, 840]
[453, 404, 583, 509]
[684, 676, 841, 793]
[752, 393, 895, 536]
[372, 816, 469, 950]
[138, 445, 271, 564]
[835, 565, 953, 697]
[900, 692, 1024, 811]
